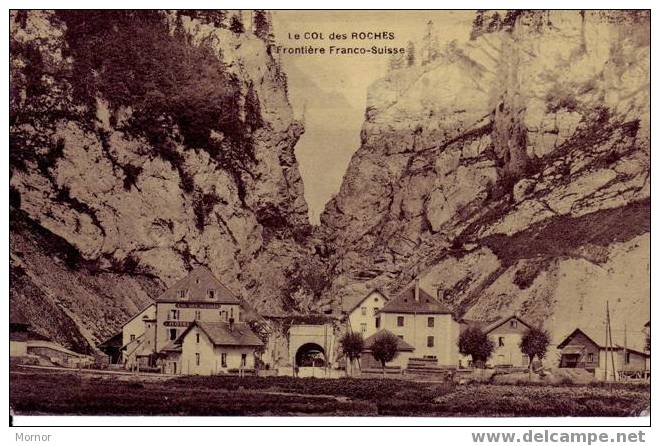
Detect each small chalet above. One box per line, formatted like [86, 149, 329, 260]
[483, 314, 533, 368]
[172, 320, 263, 375]
[361, 329, 415, 369]
[557, 328, 650, 380]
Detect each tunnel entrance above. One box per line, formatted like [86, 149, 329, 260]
[295, 343, 326, 367]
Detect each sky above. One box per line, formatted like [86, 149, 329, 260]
[271, 11, 474, 224]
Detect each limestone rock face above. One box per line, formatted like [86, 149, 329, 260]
[320, 10, 650, 350]
[10, 11, 313, 351]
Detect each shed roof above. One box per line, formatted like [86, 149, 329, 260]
[157, 266, 240, 304]
[557, 328, 649, 355]
[98, 331, 123, 349]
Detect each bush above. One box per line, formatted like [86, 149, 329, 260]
[192, 192, 223, 231]
[55, 11, 255, 193]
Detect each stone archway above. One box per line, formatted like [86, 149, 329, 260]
[295, 343, 326, 367]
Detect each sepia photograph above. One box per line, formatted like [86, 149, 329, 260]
[6, 5, 651, 428]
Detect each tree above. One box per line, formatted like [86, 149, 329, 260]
[371, 332, 399, 374]
[519, 327, 550, 375]
[406, 40, 416, 67]
[340, 331, 365, 377]
[229, 14, 245, 34]
[458, 326, 494, 368]
[253, 10, 271, 41]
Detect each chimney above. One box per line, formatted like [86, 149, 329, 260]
[414, 277, 420, 302]
[228, 317, 235, 332]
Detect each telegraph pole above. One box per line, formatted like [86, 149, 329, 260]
[604, 302, 609, 382]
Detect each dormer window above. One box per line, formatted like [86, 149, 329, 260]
[179, 289, 188, 299]
[208, 289, 216, 299]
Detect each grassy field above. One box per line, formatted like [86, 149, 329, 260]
[10, 366, 650, 417]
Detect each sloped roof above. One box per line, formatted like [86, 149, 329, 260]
[175, 320, 262, 347]
[156, 266, 240, 304]
[160, 340, 182, 352]
[363, 330, 415, 352]
[482, 314, 533, 334]
[342, 288, 388, 313]
[379, 285, 452, 315]
[98, 331, 123, 349]
[557, 327, 648, 355]
[120, 303, 155, 328]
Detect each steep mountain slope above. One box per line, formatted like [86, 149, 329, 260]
[320, 11, 650, 349]
[9, 10, 316, 352]
[10, 10, 651, 356]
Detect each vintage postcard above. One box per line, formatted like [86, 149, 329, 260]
[8, 8, 650, 424]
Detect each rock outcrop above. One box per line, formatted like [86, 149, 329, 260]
[10, 10, 315, 351]
[10, 10, 651, 355]
[320, 10, 650, 349]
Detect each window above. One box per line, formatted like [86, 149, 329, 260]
[510, 320, 518, 329]
[428, 317, 434, 328]
[588, 353, 594, 363]
[498, 337, 505, 347]
[241, 354, 247, 367]
[170, 309, 179, 320]
[427, 336, 434, 347]
[361, 307, 367, 316]
[360, 323, 367, 334]
[179, 289, 187, 299]
[169, 329, 177, 340]
[208, 289, 215, 299]
[221, 353, 227, 368]
[397, 316, 405, 327]
[373, 307, 379, 315]
[195, 310, 201, 320]
[196, 333, 200, 344]
[130, 334, 136, 341]
[195, 353, 200, 366]
[626, 352, 631, 364]
[374, 297, 379, 303]
[397, 335, 404, 340]
[230, 308, 234, 319]
[375, 317, 381, 329]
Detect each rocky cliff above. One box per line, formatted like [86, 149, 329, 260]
[9, 10, 316, 352]
[10, 10, 651, 355]
[320, 10, 650, 348]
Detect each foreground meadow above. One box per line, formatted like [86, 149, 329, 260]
[10, 367, 649, 417]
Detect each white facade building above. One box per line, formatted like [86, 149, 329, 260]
[343, 289, 388, 338]
[377, 281, 460, 367]
[112, 267, 262, 374]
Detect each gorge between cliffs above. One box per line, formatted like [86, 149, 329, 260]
[9, 10, 649, 356]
